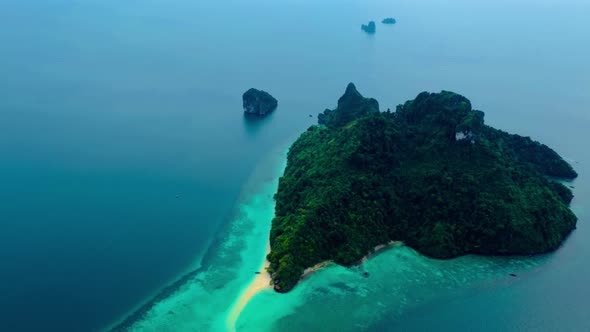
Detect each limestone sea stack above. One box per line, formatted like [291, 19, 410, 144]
[243, 88, 278, 116]
[361, 21, 376, 34]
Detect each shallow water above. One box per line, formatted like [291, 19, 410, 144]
[239, 248, 547, 331]
[110, 147, 287, 332]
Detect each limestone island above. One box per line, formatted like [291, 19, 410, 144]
[243, 88, 278, 116]
[361, 21, 376, 34]
[267, 83, 577, 292]
[382, 18, 397, 24]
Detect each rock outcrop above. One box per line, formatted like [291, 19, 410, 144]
[361, 21, 376, 34]
[243, 88, 278, 116]
[318, 83, 379, 128]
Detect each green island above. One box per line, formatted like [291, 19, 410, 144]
[267, 83, 577, 292]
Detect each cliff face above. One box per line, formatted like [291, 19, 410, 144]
[243, 88, 278, 116]
[267, 84, 577, 292]
[318, 83, 379, 128]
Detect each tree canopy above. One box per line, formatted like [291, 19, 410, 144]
[268, 84, 577, 292]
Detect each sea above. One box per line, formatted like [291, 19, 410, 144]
[0, 0, 589, 331]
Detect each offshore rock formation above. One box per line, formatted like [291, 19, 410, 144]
[267, 83, 577, 292]
[361, 21, 376, 34]
[243, 88, 278, 116]
[382, 18, 397, 24]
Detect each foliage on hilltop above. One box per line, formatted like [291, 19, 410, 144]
[267, 84, 577, 292]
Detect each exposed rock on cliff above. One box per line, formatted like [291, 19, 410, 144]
[243, 88, 278, 116]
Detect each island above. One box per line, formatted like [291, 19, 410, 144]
[267, 83, 577, 292]
[382, 18, 397, 24]
[361, 21, 376, 34]
[243, 88, 278, 116]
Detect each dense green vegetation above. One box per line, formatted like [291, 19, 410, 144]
[267, 84, 577, 292]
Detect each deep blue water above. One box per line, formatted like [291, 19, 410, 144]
[1, 0, 589, 331]
[0, 1, 313, 330]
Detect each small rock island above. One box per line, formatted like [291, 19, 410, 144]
[361, 21, 376, 34]
[382, 18, 397, 24]
[267, 83, 578, 292]
[243, 88, 278, 116]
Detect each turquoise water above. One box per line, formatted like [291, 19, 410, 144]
[110, 148, 287, 332]
[239, 248, 546, 331]
[1, 0, 589, 331]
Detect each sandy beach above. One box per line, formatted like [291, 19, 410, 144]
[225, 240, 402, 331]
[225, 244, 272, 331]
[301, 260, 332, 279]
[300, 241, 402, 281]
[361, 241, 402, 264]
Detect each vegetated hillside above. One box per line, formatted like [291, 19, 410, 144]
[268, 83, 577, 292]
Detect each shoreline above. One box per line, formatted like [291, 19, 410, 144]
[104, 148, 288, 332]
[225, 244, 273, 331]
[301, 260, 332, 280]
[224, 149, 289, 331]
[298, 240, 403, 282]
[361, 240, 403, 264]
[225, 240, 403, 331]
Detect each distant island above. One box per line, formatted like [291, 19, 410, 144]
[267, 83, 577, 292]
[382, 18, 397, 24]
[361, 21, 376, 34]
[243, 88, 278, 116]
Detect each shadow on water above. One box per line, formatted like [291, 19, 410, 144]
[242, 111, 276, 137]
